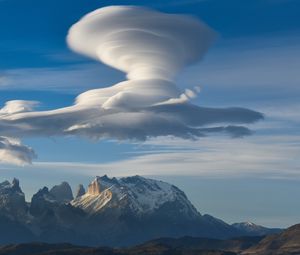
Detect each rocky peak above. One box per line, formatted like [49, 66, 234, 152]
[49, 181, 73, 203]
[11, 178, 21, 192]
[31, 186, 52, 202]
[0, 178, 22, 194]
[0, 180, 11, 193]
[71, 175, 200, 219]
[75, 184, 86, 198]
[30, 182, 74, 217]
[30, 186, 56, 216]
[0, 178, 27, 218]
[0, 178, 24, 196]
[87, 177, 101, 195]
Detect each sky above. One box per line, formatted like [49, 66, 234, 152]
[0, 0, 299, 228]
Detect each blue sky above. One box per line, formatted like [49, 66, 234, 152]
[0, 0, 299, 227]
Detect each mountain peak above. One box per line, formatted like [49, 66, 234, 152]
[75, 184, 86, 198]
[87, 177, 101, 195]
[0, 178, 23, 194]
[0, 178, 24, 194]
[72, 175, 200, 220]
[232, 222, 282, 236]
[0, 178, 27, 219]
[12, 178, 20, 188]
[232, 222, 262, 229]
[49, 181, 73, 202]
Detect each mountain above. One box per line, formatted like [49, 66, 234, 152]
[1, 228, 299, 255]
[232, 222, 282, 236]
[0, 178, 27, 219]
[0, 179, 34, 244]
[71, 175, 200, 218]
[70, 175, 241, 246]
[243, 224, 300, 255]
[75, 184, 85, 198]
[49, 182, 73, 203]
[0, 175, 281, 246]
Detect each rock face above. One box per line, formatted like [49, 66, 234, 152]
[87, 178, 101, 195]
[0, 178, 34, 244]
[0, 178, 27, 219]
[30, 186, 57, 216]
[75, 184, 85, 198]
[49, 182, 73, 203]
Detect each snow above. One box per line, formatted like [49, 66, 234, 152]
[72, 191, 111, 212]
[71, 175, 199, 217]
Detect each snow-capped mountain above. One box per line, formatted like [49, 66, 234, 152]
[232, 222, 282, 236]
[70, 175, 242, 246]
[0, 176, 280, 246]
[71, 175, 199, 219]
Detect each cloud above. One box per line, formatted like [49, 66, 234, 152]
[4, 134, 297, 180]
[0, 100, 39, 115]
[0, 6, 263, 165]
[0, 75, 10, 87]
[23, 135, 298, 179]
[0, 136, 36, 165]
[67, 6, 215, 82]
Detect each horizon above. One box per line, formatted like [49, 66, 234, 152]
[0, 0, 299, 231]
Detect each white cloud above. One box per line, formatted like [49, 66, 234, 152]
[21, 135, 299, 179]
[0, 100, 39, 115]
[0, 136, 36, 165]
[0, 6, 263, 165]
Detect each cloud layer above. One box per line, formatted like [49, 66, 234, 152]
[0, 136, 36, 165]
[0, 6, 263, 165]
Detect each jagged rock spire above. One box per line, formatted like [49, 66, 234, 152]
[11, 178, 22, 193]
[12, 178, 19, 187]
[75, 184, 86, 198]
[87, 177, 101, 195]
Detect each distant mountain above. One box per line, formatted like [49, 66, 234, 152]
[1, 228, 300, 255]
[0, 236, 264, 255]
[0, 176, 283, 246]
[243, 224, 300, 255]
[232, 222, 282, 236]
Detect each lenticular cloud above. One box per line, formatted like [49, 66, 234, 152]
[67, 6, 215, 109]
[68, 6, 214, 80]
[0, 6, 263, 165]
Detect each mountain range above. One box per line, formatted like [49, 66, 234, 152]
[0, 224, 299, 255]
[0, 176, 282, 247]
